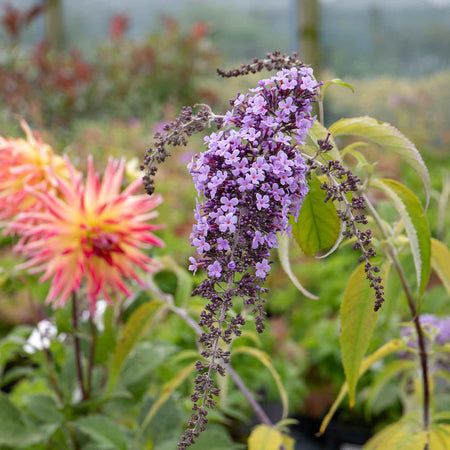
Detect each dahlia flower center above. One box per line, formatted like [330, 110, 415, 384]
[80, 224, 122, 262]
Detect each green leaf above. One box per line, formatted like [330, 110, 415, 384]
[0, 393, 48, 447]
[341, 141, 370, 155]
[277, 233, 319, 300]
[340, 143, 373, 175]
[108, 301, 165, 392]
[318, 339, 404, 435]
[95, 304, 116, 364]
[306, 121, 341, 161]
[340, 263, 380, 407]
[75, 415, 128, 450]
[430, 426, 450, 450]
[233, 346, 288, 419]
[437, 172, 450, 240]
[157, 256, 193, 306]
[330, 116, 431, 208]
[291, 173, 340, 257]
[364, 414, 427, 450]
[365, 425, 427, 449]
[431, 238, 450, 295]
[0, 326, 33, 369]
[137, 362, 194, 441]
[371, 179, 431, 296]
[366, 360, 415, 415]
[122, 342, 175, 396]
[24, 394, 64, 424]
[322, 78, 355, 98]
[248, 425, 294, 450]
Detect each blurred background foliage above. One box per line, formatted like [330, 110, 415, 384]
[0, 0, 449, 448]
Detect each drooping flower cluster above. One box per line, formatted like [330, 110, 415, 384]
[10, 156, 163, 312]
[179, 67, 319, 448]
[317, 156, 384, 310]
[0, 119, 72, 220]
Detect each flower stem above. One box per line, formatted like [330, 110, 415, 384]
[363, 194, 430, 436]
[87, 313, 96, 397]
[169, 303, 273, 427]
[72, 292, 87, 401]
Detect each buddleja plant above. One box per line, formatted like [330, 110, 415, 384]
[143, 52, 450, 449]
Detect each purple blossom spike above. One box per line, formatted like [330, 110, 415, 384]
[181, 65, 316, 449]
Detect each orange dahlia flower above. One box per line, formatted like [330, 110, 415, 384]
[11, 156, 163, 311]
[0, 119, 71, 220]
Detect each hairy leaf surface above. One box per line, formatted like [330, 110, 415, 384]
[330, 116, 431, 208]
[371, 178, 431, 296]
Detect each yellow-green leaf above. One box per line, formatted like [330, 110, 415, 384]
[291, 173, 340, 257]
[322, 78, 355, 98]
[431, 238, 450, 295]
[330, 116, 431, 209]
[277, 233, 319, 300]
[363, 414, 433, 449]
[233, 346, 288, 419]
[371, 179, 431, 296]
[108, 301, 164, 392]
[430, 425, 450, 450]
[319, 339, 404, 435]
[340, 263, 380, 407]
[248, 425, 294, 450]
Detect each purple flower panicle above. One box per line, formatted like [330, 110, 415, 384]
[180, 67, 317, 448]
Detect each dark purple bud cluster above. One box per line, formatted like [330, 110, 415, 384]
[142, 106, 214, 195]
[179, 67, 318, 448]
[316, 146, 385, 311]
[216, 50, 306, 78]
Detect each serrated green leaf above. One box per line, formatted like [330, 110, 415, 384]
[306, 121, 341, 161]
[75, 415, 128, 450]
[364, 414, 427, 450]
[340, 263, 380, 407]
[108, 301, 164, 392]
[0, 393, 50, 447]
[233, 346, 288, 419]
[248, 425, 294, 450]
[430, 426, 450, 450]
[371, 179, 431, 296]
[291, 173, 340, 257]
[136, 362, 195, 442]
[431, 238, 450, 295]
[277, 233, 319, 300]
[122, 342, 175, 393]
[330, 116, 431, 208]
[319, 339, 404, 435]
[322, 78, 355, 97]
[24, 394, 64, 424]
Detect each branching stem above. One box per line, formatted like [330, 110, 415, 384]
[363, 194, 430, 438]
